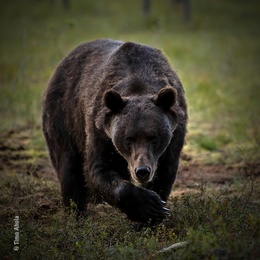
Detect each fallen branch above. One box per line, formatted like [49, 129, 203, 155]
[157, 241, 189, 254]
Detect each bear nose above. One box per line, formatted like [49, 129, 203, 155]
[135, 166, 151, 182]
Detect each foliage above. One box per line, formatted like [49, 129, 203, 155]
[0, 0, 260, 259]
[1, 155, 259, 259]
[1, 0, 259, 162]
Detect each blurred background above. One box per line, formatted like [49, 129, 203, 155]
[0, 0, 259, 163]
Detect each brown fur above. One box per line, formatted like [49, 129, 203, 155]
[42, 39, 188, 223]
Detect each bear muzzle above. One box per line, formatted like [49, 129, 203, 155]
[135, 165, 152, 183]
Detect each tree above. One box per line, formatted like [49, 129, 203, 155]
[142, 0, 191, 23]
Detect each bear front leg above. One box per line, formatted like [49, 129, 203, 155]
[88, 164, 168, 224]
[58, 150, 88, 215]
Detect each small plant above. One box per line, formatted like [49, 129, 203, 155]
[199, 136, 218, 151]
[1, 0, 260, 258]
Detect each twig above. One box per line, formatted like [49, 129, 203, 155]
[157, 241, 189, 254]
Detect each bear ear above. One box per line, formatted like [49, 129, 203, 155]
[103, 90, 126, 113]
[154, 87, 177, 110]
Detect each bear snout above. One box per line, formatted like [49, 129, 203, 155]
[135, 166, 151, 183]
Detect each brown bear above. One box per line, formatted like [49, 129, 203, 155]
[42, 39, 188, 224]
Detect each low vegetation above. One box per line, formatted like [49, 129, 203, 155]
[1, 0, 259, 259]
[1, 128, 259, 258]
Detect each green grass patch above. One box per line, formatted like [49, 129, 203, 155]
[1, 0, 260, 258]
[1, 166, 259, 259]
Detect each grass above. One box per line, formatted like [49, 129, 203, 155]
[1, 0, 259, 161]
[0, 0, 260, 259]
[1, 152, 259, 259]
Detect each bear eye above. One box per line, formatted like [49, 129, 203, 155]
[124, 137, 133, 147]
[149, 137, 158, 146]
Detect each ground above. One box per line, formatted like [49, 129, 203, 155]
[1, 125, 259, 209]
[1, 0, 260, 258]
[1, 126, 260, 259]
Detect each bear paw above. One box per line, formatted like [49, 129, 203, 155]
[118, 184, 169, 224]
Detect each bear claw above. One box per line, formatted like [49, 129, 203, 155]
[163, 207, 170, 215]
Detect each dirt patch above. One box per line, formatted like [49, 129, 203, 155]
[1, 126, 259, 196]
[173, 161, 260, 197]
[0, 127, 58, 182]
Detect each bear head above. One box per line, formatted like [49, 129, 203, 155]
[97, 87, 178, 184]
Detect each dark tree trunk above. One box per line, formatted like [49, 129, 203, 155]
[143, 0, 151, 16]
[182, 0, 191, 22]
[171, 0, 191, 23]
[49, 0, 70, 10]
[63, 0, 70, 10]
